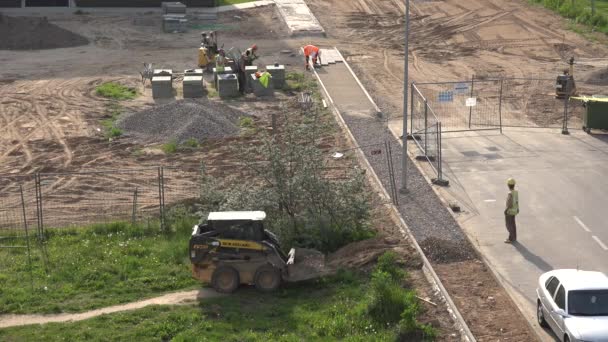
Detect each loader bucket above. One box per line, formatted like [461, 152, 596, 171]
[284, 248, 331, 282]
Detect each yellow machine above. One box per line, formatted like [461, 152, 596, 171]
[189, 211, 326, 293]
[198, 31, 218, 68]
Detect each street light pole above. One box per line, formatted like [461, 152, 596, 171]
[400, 0, 410, 193]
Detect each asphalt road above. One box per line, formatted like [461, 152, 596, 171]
[437, 128, 608, 341]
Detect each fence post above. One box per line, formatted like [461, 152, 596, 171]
[498, 78, 504, 134]
[433, 122, 449, 186]
[410, 82, 415, 137]
[20, 184, 34, 291]
[34, 173, 44, 241]
[131, 187, 138, 225]
[157, 167, 165, 232]
[424, 99, 428, 157]
[468, 74, 475, 129]
[562, 78, 571, 135]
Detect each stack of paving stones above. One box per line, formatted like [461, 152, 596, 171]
[152, 69, 173, 99]
[183, 69, 204, 98]
[244, 65, 258, 93]
[266, 64, 285, 89]
[213, 66, 233, 89]
[162, 2, 187, 33]
[251, 74, 274, 97]
[217, 74, 239, 98]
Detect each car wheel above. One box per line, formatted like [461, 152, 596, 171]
[537, 300, 549, 328]
[211, 266, 240, 293]
[254, 265, 282, 292]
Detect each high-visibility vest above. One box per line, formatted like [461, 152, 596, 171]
[507, 190, 519, 216]
[303, 45, 319, 57]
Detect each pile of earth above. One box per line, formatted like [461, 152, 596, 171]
[0, 14, 89, 50]
[118, 99, 246, 143]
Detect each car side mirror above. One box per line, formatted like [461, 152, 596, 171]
[554, 308, 569, 318]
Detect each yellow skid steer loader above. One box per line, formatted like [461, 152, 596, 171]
[189, 211, 326, 293]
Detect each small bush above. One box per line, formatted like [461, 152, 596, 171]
[95, 82, 138, 100]
[108, 127, 122, 138]
[239, 116, 254, 128]
[182, 138, 199, 149]
[162, 141, 178, 154]
[366, 270, 409, 324]
[376, 251, 407, 282]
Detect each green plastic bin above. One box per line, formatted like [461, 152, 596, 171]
[575, 96, 608, 133]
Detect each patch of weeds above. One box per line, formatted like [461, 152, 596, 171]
[162, 140, 178, 154]
[238, 116, 254, 128]
[182, 138, 200, 149]
[95, 82, 138, 100]
[206, 88, 218, 98]
[101, 103, 124, 139]
[284, 72, 318, 92]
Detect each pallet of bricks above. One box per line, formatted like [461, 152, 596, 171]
[162, 2, 188, 33]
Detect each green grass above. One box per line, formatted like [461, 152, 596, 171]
[0, 269, 435, 341]
[95, 82, 138, 100]
[161, 139, 201, 154]
[529, 0, 608, 33]
[162, 141, 179, 154]
[284, 72, 318, 92]
[217, 0, 255, 5]
[101, 103, 123, 139]
[0, 219, 198, 314]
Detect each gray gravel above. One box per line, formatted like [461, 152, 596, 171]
[118, 99, 245, 143]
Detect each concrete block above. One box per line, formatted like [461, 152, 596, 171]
[266, 64, 285, 89]
[213, 66, 233, 88]
[162, 15, 187, 33]
[152, 76, 173, 99]
[183, 75, 204, 98]
[184, 68, 204, 77]
[154, 69, 173, 77]
[162, 2, 186, 14]
[217, 74, 239, 98]
[251, 74, 274, 97]
[244, 65, 258, 93]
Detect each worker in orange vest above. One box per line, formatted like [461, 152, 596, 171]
[303, 45, 322, 70]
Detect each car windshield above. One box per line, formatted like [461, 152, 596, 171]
[568, 290, 608, 316]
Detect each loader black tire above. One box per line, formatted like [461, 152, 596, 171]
[254, 265, 281, 292]
[211, 266, 239, 293]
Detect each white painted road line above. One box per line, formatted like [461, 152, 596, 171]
[592, 236, 608, 251]
[484, 199, 496, 202]
[574, 216, 592, 233]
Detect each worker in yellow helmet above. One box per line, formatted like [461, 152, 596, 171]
[504, 178, 519, 243]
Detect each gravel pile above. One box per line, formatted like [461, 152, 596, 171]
[118, 99, 244, 143]
[0, 15, 89, 50]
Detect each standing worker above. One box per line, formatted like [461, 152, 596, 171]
[303, 44, 321, 70]
[238, 44, 259, 94]
[504, 178, 519, 243]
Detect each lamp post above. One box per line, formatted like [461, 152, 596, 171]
[400, 0, 410, 193]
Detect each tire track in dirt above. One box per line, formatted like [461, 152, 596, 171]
[0, 289, 223, 329]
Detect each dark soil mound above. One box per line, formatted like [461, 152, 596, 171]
[0, 15, 89, 50]
[419, 236, 475, 264]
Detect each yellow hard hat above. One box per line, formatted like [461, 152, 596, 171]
[507, 178, 516, 186]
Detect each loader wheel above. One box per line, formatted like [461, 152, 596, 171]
[254, 265, 281, 292]
[211, 266, 239, 293]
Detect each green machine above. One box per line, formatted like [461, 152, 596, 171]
[572, 96, 608, 133]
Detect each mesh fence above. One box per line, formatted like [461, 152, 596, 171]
[0, 167, 200, 235]
[412, 77, 606, 132]
[410, 85, 446, 184]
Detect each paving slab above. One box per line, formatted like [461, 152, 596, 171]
[274, 0, 325, 37]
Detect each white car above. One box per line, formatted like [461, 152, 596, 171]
[537, 269, 608, 342]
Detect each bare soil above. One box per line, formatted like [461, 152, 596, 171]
[0, 15, 89, 50]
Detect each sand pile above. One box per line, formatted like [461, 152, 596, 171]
[0, 15, 89, 50]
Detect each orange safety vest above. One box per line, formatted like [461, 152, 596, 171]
[303, 45, 319, 57]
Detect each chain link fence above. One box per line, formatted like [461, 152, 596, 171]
[0, 166, 201, 238]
